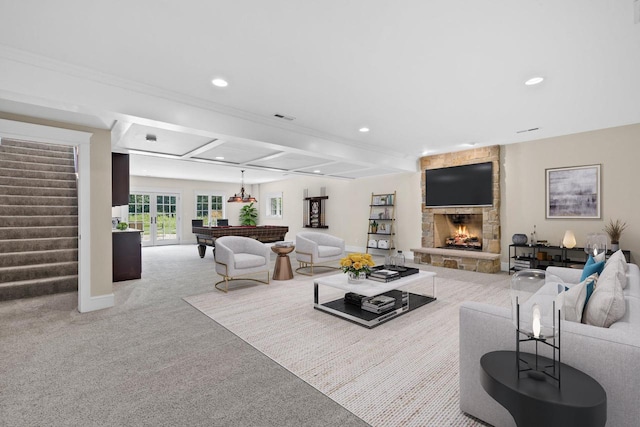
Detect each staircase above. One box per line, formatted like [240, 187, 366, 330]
[0, 139, 78, 300]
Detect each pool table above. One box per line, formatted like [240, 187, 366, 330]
[192, 225, 289, 258]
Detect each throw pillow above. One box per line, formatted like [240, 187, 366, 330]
[580, 257, 605, 282]
[594, 251, 606, 263]
[561, 273, 598, 323]
[583, 263, 626, 327]
[605, 249, 628, 272]
[602, 256, 628, 290]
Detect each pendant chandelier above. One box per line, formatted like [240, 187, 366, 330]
[227, 170, 257, 203]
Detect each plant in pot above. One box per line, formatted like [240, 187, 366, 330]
[370, 220, 378, 233]
[604, 219, 627, 252]
[239, 202, 258, 226]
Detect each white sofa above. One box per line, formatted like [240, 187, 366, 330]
[459, 259, 640, 427]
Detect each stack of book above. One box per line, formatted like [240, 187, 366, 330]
[513, 258, 532, 271]
[362, 295, 396, 314]
[344, 292, 367, 307]
[368, 269, 401, 282]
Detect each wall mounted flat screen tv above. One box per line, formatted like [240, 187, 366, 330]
[425, 162, 493, 207]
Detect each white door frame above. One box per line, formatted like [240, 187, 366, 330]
[0, 118, 111, 313]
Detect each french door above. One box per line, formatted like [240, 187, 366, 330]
[128, 192, 181, 246]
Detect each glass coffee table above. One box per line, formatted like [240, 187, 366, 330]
[313, 270, 437, 328]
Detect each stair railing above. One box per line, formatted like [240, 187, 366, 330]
[73, 145, 79, 179]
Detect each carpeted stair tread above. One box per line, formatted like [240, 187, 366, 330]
[0, 159, 75, 173]
[0, 167, 77, 181]
[0, 144, 74, 160]
[0, 150, 74, 166]
[0, 275, 77, 300]
[1, 139, 74, 154]
[0, 237, 78, 253]
[0, 175, 77, 188]
[0, 248, 78, 267]
[0, 205, 78, 216]
[0, 215, 77, 227]
[1, 226, 78, 239]
[0, 195, 78, 206]
[0, 185, 77, 197]
[0, 261, 78, 283]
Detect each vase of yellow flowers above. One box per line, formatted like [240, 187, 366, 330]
[340, 253, 375, 284]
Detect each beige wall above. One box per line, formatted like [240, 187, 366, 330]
[0, 112, 113, 297]
[133, 172, 424, 254]
[501, 123, 640, 266]
[257, 172, 423, 253]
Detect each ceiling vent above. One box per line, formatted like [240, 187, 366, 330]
[145, 134, 157, 142]
[516, 127, 539, 134]
[274, 113, 295, 121]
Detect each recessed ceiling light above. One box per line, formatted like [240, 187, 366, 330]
[359, 127, 370, 133]
[211, 78, 228, 87]
[313, 170, 321, 173]
[215, 156, 224, 160]
[525, 76, 544, 86]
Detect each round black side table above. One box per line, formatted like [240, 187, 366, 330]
[480, 351, 606, 427]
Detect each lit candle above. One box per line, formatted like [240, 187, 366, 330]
[532, 304, 541, 338]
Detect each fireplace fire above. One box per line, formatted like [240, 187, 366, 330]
[434, 213, 483, 251]
[445, 224, 481, 249]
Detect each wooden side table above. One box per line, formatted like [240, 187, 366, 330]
[480, 350, 606, 427]
[271, 245, 295, 280]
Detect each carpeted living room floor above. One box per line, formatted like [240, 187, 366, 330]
[0, 244, 507, 426]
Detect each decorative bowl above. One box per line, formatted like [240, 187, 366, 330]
[512, 233, 528, 245]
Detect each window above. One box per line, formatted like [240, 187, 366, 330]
[195, 193, 225, 225]
[265, 192, 283, 218]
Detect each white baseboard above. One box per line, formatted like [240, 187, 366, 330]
[78, 293, 115, 313]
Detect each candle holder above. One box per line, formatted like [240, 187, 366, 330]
[511, 269, 564, 387]
[585, 232, 608, 258]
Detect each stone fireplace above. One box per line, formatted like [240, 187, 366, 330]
[412, 145, 501, 273]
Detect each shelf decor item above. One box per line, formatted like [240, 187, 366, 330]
[512, 233, 528, 245]
[511, 269, 564, 386]
[562, 230, 577, 248]
[604, 219, 627, 252]
[340, 253, 375, 284]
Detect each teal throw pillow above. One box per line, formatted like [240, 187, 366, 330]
[584, 254, 595, 268]
[580, 256, 604, 282]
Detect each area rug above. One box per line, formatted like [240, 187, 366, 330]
[184, 268, 511, 426]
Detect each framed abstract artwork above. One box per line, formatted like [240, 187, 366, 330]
[546, 164, 601, 219]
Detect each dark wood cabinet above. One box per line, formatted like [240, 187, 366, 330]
[112, 153, 130, 206]
[113, 230, 142, 281]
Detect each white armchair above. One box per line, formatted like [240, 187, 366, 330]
[295, 231, 345, 276]
[213, 236, 270, 292]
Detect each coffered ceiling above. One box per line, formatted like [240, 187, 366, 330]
[1, 1, 639, 184]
